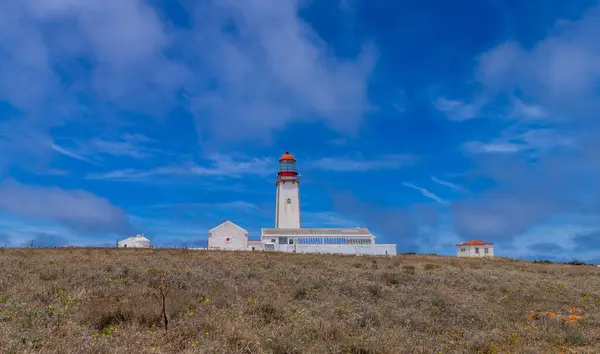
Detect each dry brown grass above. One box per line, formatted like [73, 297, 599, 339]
[0, 248, 599, 353]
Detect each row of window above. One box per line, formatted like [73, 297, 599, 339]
[460, 247, 490, 254]
[278, 237, 373, 245]
[346, 238, 372, 244]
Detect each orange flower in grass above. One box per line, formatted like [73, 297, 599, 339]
[527, 313, 534, 319]
[566, 314, 582, 323]
[567, 307, 583, 314]
[547, 312, 558, 319]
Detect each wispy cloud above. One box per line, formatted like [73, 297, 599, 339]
[51, 144, 100, 166]
[301, 211, 360, 228]
[87, 153, 273, 181]
[53, 134, 163, 164]
[431, 176, 469, 194]
[462, 141, 523, 154]
[462, 127, 576, 156]
[307, 154, 415, 172]
[85, 134, 158, 159]
[402, 182, 446, 204]
[143, 201, 261, 211]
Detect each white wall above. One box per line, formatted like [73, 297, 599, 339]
[456, 245, 494, 257]
[247, 241, 262, 251]
[208, 222, 248, 250]
[276, 181, 300, 228]
[268, 243, 397, 256]
[118, 238, 150, 248]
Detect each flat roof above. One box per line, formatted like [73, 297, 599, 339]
[261, 228, 374, 236]
[456, 240, 493, 246]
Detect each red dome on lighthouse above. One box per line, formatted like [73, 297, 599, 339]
[277, 150, 299, 180]
[279, 150, 296, 162]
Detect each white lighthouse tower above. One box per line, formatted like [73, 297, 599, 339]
[275, 151, 301, 229]
[260, 150, 397, 255]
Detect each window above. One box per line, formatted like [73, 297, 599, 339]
[279, 237, 288, 245]
[484, 248, 489, 254]
[271, 239, 276, 243]
[287, 198, 291, 204]
[251, 247, 255, 251]
[288, 238, 294, 244]
[475, 248, 479, 254]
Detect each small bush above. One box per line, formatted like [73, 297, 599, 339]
[382, 272, 402, 285]
[94, 310, 128, 330]
[401, 265, 416, 275]
[365, 284, 383, 298]
[563, 329, 587, 346]
[38, 269, 58, 281]
[293, 286, 311, 300]
[424, 263, 441, 271]
[252, 303, 284, 324]
[333, 343, 375, 354]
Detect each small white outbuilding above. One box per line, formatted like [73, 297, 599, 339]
[456, 240, 494, 258]
[118, 234, 151, 248]
[208, 221, 248, 251]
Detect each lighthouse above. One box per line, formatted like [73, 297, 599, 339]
[275, 151, 301, 229]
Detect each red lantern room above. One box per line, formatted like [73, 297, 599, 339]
[277, 150, 299, 180]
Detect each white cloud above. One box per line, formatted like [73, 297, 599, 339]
[475, 5, 600, 114]
[0, 178, 131, 234]
[510, 99, 546, 119]
[462, 141, 523, 154]
[402, 182, 446, 204]
[188, 0, 376, 142]
[0, 0, 376, 173]
[307, 154, 415, 172]
[433, 97, 482, 121]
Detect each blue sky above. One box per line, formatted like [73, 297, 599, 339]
[1, 0, 600, 262]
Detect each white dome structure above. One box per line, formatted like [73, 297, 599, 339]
[118, 234, 151, 248]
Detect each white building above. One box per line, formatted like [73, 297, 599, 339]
[456, 240, 494, 258]
[261, 227, 396, 255]
[208, 221, 248, 251]
[118, 234, 151, 248]
[259, 151, 397, 256]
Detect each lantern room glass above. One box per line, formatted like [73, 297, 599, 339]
[278, 160, 297, 173]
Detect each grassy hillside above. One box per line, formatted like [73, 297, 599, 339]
[0, 248, 598, 353]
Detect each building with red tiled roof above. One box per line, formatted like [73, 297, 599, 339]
[456, 240, 494, 258]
